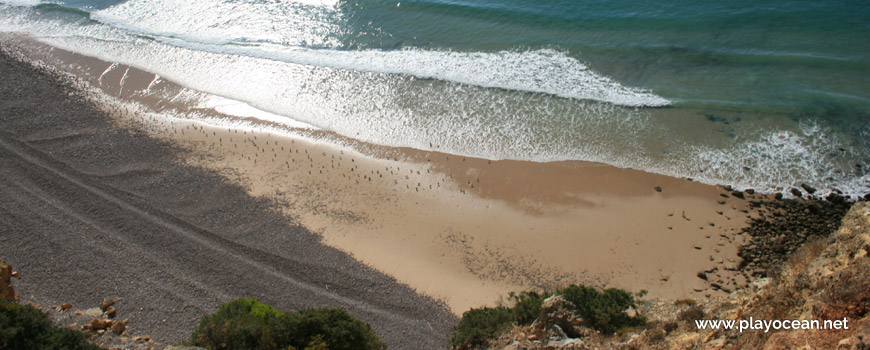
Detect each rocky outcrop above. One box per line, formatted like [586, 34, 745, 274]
[489, 295, 598, 350]
[737, 197, 852, 278]
[485, 201, 869, 350]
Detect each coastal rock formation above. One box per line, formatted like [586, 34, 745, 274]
[0, 259, 15, 301]
[482, 201, 869, 350]
[487, 295, 597, 349]
[737, 196, 852, 278]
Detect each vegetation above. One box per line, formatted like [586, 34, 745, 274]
[450, 307, 514, 350]
[559, 285, 645, 334]
[0, 300, 103, 350]
[509, 291, 551, 325]
[677, 305, 705, 323]
[189, 298, 386, 350]
[450, 284, 645, 349]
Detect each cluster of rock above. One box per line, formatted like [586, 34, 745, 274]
[78, 297, 127, 336]
[36, 296, 160, 349]
[737, 195, 852, 278]
[485, 201, 869, 350]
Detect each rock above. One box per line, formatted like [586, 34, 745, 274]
[133, 335, 151, 343]
[731, 191, 745, 199]
[696, 271, 708, 281]
[801, 183, 817, 194]
[540, 295, 596, 339]
[0, 259, 15, 301]
[83, 307, 103, 317]
[654, 186, 662, 192]
[90, 318, 113, 330]
[112, 320, 127, 335]
[61, 303, 72, 311]
[546, 324, 568, 343]
[101, 297, 121, 311]
[105, 305, 117, 318]
[791, 188, 803, 197]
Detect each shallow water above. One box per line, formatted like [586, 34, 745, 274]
[1, 0, 867, 197]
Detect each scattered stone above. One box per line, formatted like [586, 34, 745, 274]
[736, 197, 851, 277]
[791, 188, 803, 197]
[731, 191, 745, 199]
[654, 186, 662, 192]
[61, 303, 72, 311]
[800, 183, 817, 194]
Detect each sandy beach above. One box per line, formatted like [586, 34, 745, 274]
[0, 35, 766, 348]
[6, 36, 759, 312]
[0, 46, 455, 349]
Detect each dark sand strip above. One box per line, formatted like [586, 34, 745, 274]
[0, 49, 455, 349]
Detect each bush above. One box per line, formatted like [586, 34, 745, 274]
[449, 307, 513, 350]
[450, 284, 646, 349]
[559, 285, 645, 335]
[190, 298, 386, 350]
[677, 305, 705, 323]
[509, 291, 550, 325]
[0, 300, 103, 350]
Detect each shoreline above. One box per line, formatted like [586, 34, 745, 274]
[0, 45, 455, 349]
[2, 37, 761, 312]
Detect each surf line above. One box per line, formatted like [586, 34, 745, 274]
[97, 62, 117, 87]
[145, 75, 161, 93]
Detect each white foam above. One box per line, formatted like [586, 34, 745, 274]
[0, 0, 41, 7]
[91, 0, 343, 49]
[3, 6, 866, 198]
[675, 122, 870, 199]
[198, 95, 319, 130]
[89, 0, 668, 107]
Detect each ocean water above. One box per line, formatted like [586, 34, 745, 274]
[1, 0, 868, 197]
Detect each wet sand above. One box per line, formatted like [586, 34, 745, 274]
[3, 35, 759, 317]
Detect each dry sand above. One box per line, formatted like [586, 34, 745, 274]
[5, 36, 758, 318]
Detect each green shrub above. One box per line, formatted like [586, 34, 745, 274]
[509, 291, 550, 325]
[288, 308, 386, 350]
[450, 284, 647, 349]
[449, 307, 513, 350]
[189, 298, 386, 350]
[0, 300, 103, 350]
[559, 285, 645, 335]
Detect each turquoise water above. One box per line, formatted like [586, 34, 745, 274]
[1, 0, 868, 197]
